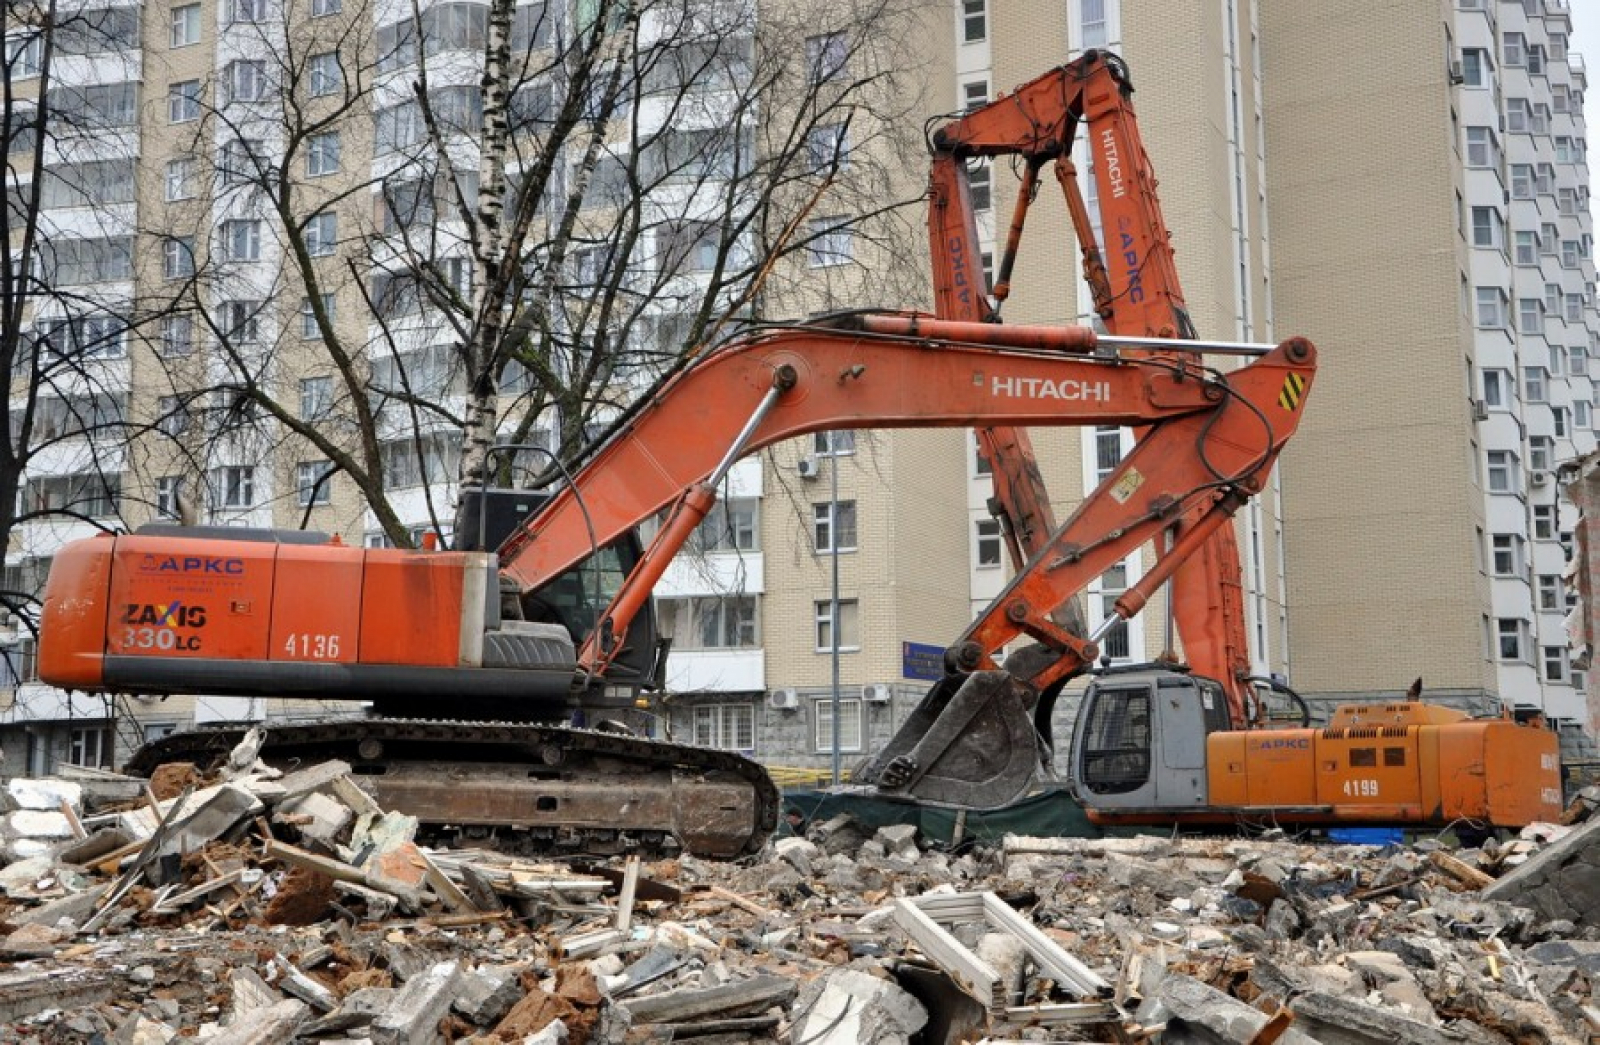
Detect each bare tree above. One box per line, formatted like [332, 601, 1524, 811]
[1, 0, 200, 631]
[143, 0, 933, 548]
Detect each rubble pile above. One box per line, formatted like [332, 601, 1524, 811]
[0, 755, 1597, 1044]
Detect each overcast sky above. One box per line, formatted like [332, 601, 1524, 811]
[1575, 4, 1599, 209]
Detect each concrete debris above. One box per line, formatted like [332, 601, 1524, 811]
[0, 762, 1596, 1044]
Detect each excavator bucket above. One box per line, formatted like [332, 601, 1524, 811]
[856, 670, 1048, 808]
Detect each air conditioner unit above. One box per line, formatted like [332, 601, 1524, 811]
[861, 683, 892, 703]
[1449, 60, 1465, 86]
[769, 687, 800, 710]
[1531, 470, 1550, 486]
[1472, 399, 1489, 421]
[797, 457, 821, 480]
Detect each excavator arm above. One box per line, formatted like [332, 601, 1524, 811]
[926, 50, 1256, 734]
[494, 314, 1313, 723]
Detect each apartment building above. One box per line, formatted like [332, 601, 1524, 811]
[2, 0, 1594, 777]
[1265, 0, 1597, 757]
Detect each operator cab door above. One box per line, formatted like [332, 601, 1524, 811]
[1072, 669, 1230, 813]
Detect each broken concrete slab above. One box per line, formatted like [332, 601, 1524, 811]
[1482, 814, 1600, 926]
[452, 963, 524, 1025]
[7, 777, 84, 812]
[792, 967, 928, 1045]
[209, 997, 310, 1045]
[368, 960, 462, 1045]
[1145, 973, 1319, 1045]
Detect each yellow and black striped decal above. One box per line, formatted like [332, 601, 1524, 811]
[1278, 372, 1307, 411]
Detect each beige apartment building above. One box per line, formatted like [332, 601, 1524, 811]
[3, 0, 1595, 776]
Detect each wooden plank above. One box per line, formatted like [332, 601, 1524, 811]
[59, 799, 87, 840]
[419, 850, 476, 913]
[1427, 850, 1494, 890]
[615, 856, 640, 934]
[619, 975, 797, 1024]
[706, 884, 773, 919]
[151, 868, 246, 913]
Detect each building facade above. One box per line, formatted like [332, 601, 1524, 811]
[1266, 0, 1597, 759]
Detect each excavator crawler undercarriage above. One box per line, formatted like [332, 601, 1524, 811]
[128, 719, 780, 860]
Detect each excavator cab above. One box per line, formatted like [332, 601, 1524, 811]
[1068, 665, 1233, 814]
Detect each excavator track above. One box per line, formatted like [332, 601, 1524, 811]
[127, 719, 781, 860]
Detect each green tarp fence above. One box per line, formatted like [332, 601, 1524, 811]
[777, 786, 1106, 847]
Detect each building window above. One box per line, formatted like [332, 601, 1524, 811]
[162, 236, 195, 279]
[222, 219, 262, 262]
[1518, 298, 1543, 335]
[220, 139, 263, 185]
[156, 475, 185, 517]
[688, 498, 758, 553]
[157, 397, 188, 437]
[1094, 425, 1125, 482]
[1461, 47, 1490, 86]
[975, 518, 1002, 568]
[224, 60, 268, 104]
[813, 698, 862, 753]
[212, 465, 256, 509]
[693, 703, 754, 752]
[165, 157, 196, 202]
[814, 598, 859, 651]
[1079, 0, 1108, 47]
[968, 160, 992, 211]
[962, 78, 989, 113]
[806, 217, 853, 267]
[6, 34, 41, 78]
[24, 474, 121, 516]
[1474, 288, 1507, 329]
[1543, 645, 1567, 683]
[296, 460, 334, 506]
[1523, 367, 1546, 403]
[306, 211, 338, 256]
[1491, 533, 1523, 576]
[171, 4, 201, 47]
[805, 32, 846, 83]
[1482, 368, 1509, 407]
[806, 122, 849, 174]
[973, 433, 992, 476]
[813, 500, 857, 552]
[658, 596, 759, 648]
[1577, 400, 1592, 429]
[961, 0, 986, 42]
[1511, 164, 1534, 199]
[1576, 347, 1591, 378]
[307, 131, 341, 176]
[312, 0, 341, 15]
[300, 376, 332, 419]
[169, 80, 201, 123]
[1529, 435, 1553, 472]
[221, 300, 261, 343]
[813, 430, 855, 456]
[1485, 450, 1519, 492]
[1554, 407, 1569, 438]
[1465, 127, 1498, 168]
[1562, 241, 1582, 269]
[300, 294, 335, 339]
[1470, 207, 1503, 249]
[1503, 32, 1524, 67]
[160, 314, 194, 356]
[1514, 231, 1538, 265]
[227, 0, 267, 24]
[1538, 574, 1562, 611]
[68, 726, 112, 768]
[1496, 618, 1525, 661]
[309, 51, 342, 96]
[1094, 561, 1132, 660]
[1533, 504, 1556, 540]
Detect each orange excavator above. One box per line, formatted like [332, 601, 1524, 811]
[36, 53, 1559, 856]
